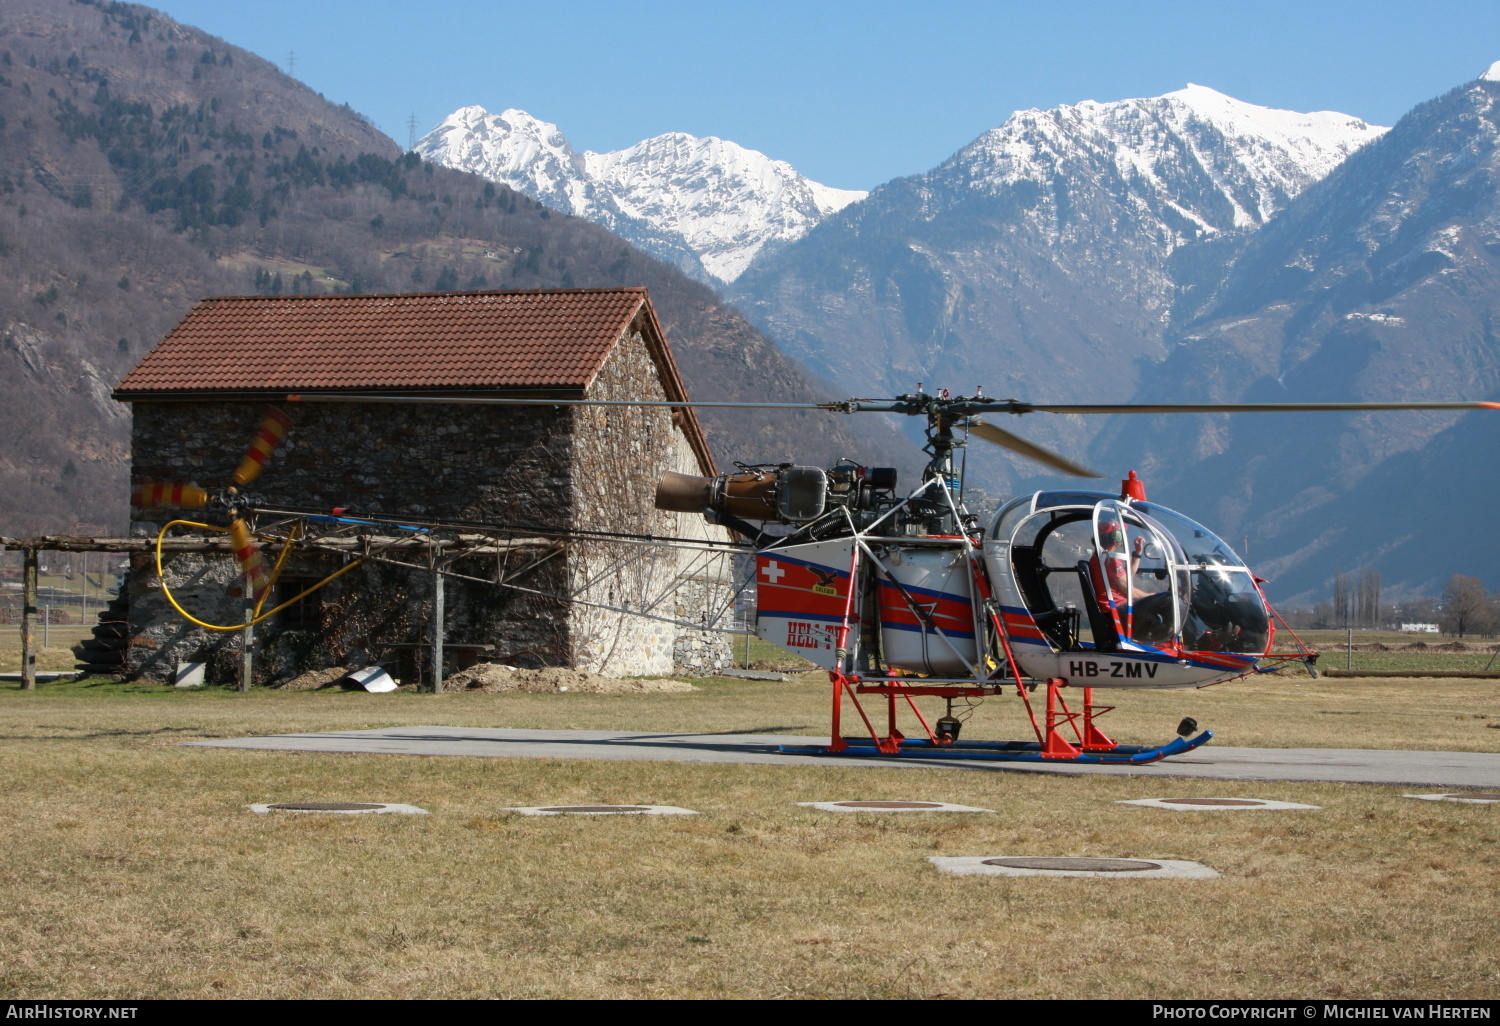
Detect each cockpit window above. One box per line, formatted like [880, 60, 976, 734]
[991, 494, 1036, 549]
[1133, 502, 1245, 568]
[1183, 567, 1270, 653]
[1033, 491, 1112, 511]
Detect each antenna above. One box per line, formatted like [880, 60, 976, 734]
[286, 50, 296, 77]
[407, 113, 419, 152]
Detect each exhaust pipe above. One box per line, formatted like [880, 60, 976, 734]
[654, 471, 715, 513]
[654, 470, 779, 519]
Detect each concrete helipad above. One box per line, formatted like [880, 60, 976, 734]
[182, 726, 1500, 788]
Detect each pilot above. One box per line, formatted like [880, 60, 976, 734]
[1097, 522, 1142, 605]
[1099, 521, 1176, 644]
[1094, 521, 1143, 639]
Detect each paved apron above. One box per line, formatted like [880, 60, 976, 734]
[183, 726, 1500, 788]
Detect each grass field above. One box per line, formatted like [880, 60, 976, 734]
[0, 674, 1497, 999]
[1292, 630, 1499, 674]
[8, 625, 1497, 676]
[0, 626, 97, 672]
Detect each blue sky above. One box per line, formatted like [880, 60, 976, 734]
[151, 0, 1500, 190]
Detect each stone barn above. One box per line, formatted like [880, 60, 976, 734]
[113, 287, 735, 684]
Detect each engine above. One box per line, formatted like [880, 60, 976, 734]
[654, 463, 899, 525]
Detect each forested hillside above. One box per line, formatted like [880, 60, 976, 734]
[0, 0, 894, 537]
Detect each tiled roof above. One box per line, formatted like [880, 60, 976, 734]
[115, 288, 661, 395]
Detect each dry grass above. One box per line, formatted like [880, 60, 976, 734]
[0, 626, 95, 672]
[0, 676, 1497, 999]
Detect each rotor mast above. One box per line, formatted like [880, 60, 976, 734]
[873, 387, 981, 536]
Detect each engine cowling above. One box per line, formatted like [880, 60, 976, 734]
[654, 464, 897, 525]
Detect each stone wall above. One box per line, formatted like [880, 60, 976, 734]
[127, 395, 576, 682]
[124, 324, 730, 682]
[567, 326, 734, 676]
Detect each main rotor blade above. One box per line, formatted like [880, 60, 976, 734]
[273, 394, 1500, 415]
[286, 394, 840, 410]
[1019, 401, 1500, 414]
[967, 417, 1101, 478]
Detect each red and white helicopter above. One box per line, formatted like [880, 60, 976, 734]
[652, 389, 1496, 763]
[134, 388, 1498, 764]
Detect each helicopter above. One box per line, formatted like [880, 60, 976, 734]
[129, 386, 1499, 765]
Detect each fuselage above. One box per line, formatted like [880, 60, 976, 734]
[754, 489, 1274, 690]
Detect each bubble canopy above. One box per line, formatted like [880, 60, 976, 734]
[989, 491, 1270, 656]
[1130, 501, 1245, 568]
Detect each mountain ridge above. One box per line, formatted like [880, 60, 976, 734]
[416, 105, 865, 283]
[724, 84, 1386, 493]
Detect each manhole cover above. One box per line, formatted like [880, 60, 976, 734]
[267, 802, 386, 812]
[834, 801, 946, 809]
[1445, 793, 1500, 800]
[932, 855, 1217, 879]
[1159, 798, 1268, 807]
[536, 805, 653, 813]
[982, 857, 1162, 872]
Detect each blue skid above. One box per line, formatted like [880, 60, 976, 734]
[778, 730, 1213, 764]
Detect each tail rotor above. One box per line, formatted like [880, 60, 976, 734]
[130, 406, 293, 599]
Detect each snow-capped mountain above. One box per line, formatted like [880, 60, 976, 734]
[416, 106, 865, 282]
[947, 84, 1382, 242]
[1093, 67, 1500, 599]
[728, 85, 1386, 474]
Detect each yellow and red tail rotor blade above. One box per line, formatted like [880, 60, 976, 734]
[230, 406, 293, 487]
[130, 480, 210, 509]
[227, 517, 272, 600]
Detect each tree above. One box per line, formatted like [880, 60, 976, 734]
[1440, 575, 1490, 637]
[1333, 570, 1349, 627]
[1356, 568, 1381, 627]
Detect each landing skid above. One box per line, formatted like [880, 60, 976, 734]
[778, 730, 1213, 764]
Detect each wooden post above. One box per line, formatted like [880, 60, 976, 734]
[239, 592, 253, 694]
[431, 568, 444, 694]
[21, 547, 37, 690]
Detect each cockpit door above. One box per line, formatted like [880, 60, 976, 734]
[1090, 502, 1133, 641]
[1090, 500, 1180, 649]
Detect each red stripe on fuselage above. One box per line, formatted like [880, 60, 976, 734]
[756, 556, 850, 621]
[875, 579, 972, 634]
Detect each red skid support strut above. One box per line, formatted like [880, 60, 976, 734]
[828, 540, 864, 750]
[1041, 678, 1081, 759]
[1081, 686, 1118, 751]
[1038, 681, 1122, 753]
[1041, 680, 1119, 757]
